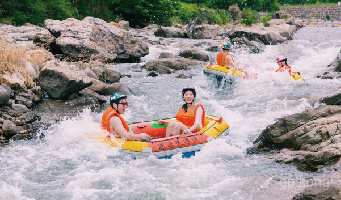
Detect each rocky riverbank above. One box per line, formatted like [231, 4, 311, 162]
[247, 51, 341, 199]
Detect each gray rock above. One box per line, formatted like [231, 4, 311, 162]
[321, 93, 341, 105]
[129, 64, 143, 72]
[228, 23, 298, 45]
[12, 104, 29, 113]
[185, 18, 223, 39]
[2, 120, 17, 138]
[99, 67, 121, 83]
[118, 20, 129, 30]
[0, 86, 10, 105]
[292, 185, 341, 200]
[145, 65, 171, 74]
[248, 105, 341, 172]
[44, 17, 149, 62]
[205, 46, 220, 52]
[107, 83, 133, 95]
[159, 52, 175, 59]
[15, 96, 34, 108]
[175, 71, 193, 79]
[178, 48, 209, 61]
[87, 79, 109, 95]
[144, 58, 205, 71]
[1, 84, 14, 98]
[0, 73, 27, 91]
[18, 111, 40, 124]
[154, 27, 185, 38]
[318, 50, 341, 79]
[38, 60, 93, 99]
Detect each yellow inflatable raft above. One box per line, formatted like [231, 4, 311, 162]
[204, 63, 303, 81]
[96, 114, 229, 158]
[203, 63, 254, 79]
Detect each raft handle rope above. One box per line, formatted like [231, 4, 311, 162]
[201, 117, 223, 134]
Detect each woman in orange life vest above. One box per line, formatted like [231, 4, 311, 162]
[158, 87, 206, 137]
[275, 55, 292, 75]
[216, 41, 248, 71]
[267, 55, 292, 74]
[101, 93, 151, 141]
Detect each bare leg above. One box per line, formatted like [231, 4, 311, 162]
[165, 121, 187, 137]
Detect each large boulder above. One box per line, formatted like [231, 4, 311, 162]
[154, 27, 186, 38]
[2, 120, 17, 139]
[143, 58, 205, 70]
[178, 48, 209, 61]
[33, 29, 61, 54]
[185, 18, 223, 39]
[293, 185, 341, 200]
[318, 50, 341, 79]
[43, 17, 149, 62]
[38, 60, 93, 99]
[228, 23, 298, 45]
[107, 83, 133, 95]
[248, 105, 341, 172]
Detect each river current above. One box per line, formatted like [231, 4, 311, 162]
[1, 27, 341, 200]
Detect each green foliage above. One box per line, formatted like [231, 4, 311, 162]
[282, 14, 290, 18]
[326, 15, 330, 20]
[241, 8, 258, 26]
[259, 0, 280, 11]
[110, 0, 181, 27]
[261, 14, 272, 26]
[1, 0, 77, 26]
[175, 3, 202, 24]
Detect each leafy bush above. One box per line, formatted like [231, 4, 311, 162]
[228, 5, 240, 20]
[111, 0, 181, 27]
[175, 3, 202, 24]
[242, 8, 258, 26]
[261, 14, 272, 26]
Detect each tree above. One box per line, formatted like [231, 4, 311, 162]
[110, 0, 180, 27]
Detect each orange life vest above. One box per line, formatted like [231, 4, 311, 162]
[276, 65, 292, 75]
[101, 107, 130, 133]
[175, 104, 205, 128]
[217, 52, 234, 67]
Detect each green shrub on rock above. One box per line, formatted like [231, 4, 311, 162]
[242, 8, 258, 26]
[261, 14, 272, 27]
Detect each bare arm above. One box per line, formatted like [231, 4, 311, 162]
[110, 117, 151, 141]
[225, 55, 238, 69]
[188, 107, 203, 133]
[157, 120, 169, 125]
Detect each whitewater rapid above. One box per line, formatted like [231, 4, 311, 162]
[1, 27, 341, 200]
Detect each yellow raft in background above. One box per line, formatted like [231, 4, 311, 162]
[204, 63, 303, 81]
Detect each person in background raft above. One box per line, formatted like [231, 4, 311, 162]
[101, 93, 151, 141]
[216, 41, 248, 71]
[158, 87, 206, 137]
[267, 55, 292, 75]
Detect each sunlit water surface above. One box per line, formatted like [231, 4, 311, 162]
[1, 27, 341, 200]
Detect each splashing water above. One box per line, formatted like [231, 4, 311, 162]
[1, 27, 341, 199]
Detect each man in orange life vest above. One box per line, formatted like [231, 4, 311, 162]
[216, 41, 247, 71]
[101, 93, 151, 141]
[158, 87, 206, 137]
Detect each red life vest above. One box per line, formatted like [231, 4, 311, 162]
[217, 52, 234, 66]
[175, 104, 205, 128]
[101, 107, 130, 133]
[276, 65, 292, 75]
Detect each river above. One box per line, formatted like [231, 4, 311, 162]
[1, 27, 341, 200]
